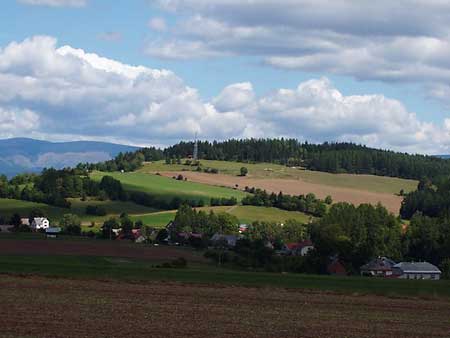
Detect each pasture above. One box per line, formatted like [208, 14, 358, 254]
[131, 205, 312, 228]
[0, 198, 157, 224]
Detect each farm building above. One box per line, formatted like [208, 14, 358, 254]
[327, 257, 347, 276]
[392, 262, 442, 280]
[210, 234, 239, 247]
[239, 224, 248, 233]
[0, 225, 13, 233]
[30, 218, 50, 230]
[45, 227, 61, 238]
[360, 257, 397, 277]
[282, 240, 314, 256]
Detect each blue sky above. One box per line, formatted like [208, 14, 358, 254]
[1, 0, 450, 154]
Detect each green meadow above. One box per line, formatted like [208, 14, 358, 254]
[90, 171, 248, 203]
[131, 205, 311, 228]
[0, 198, 156, 224]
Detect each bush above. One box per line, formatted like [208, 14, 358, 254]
[85, 205, 107, 216]
[156, 257, 187, 269]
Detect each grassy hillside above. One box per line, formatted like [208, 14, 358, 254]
[90, 171, 248, 203]
[131, 205, 311, 228]
[140, 160, 418, 195]
[0, 198, 157, 224]
[0, 199, 63, 220]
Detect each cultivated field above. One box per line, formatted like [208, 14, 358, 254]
[1, 276, 450, 338]
[158, 171, 405, 214]
[90, 170, 248, 203]
[0, 237, 206, 263]
[140, 160, 418, 195]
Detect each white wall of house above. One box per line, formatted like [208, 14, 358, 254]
[399, 272, 440, 280]
[31, 218, 50, 230]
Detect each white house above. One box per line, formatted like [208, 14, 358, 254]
[392, 262, 442, 280]
[31, 217, 50, 230]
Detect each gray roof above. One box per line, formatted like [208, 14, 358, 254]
[361, 257, 396, 271]
[211, 233, 238, 246]
[393, 262, 441, 274]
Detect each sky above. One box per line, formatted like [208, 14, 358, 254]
[1, 0, 450, 154]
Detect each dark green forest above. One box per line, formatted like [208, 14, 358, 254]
[80, 139, 450, 181]
[164, 139, 450, 180]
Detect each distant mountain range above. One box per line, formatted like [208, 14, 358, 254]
[0, 138, 139, 177]
[437, 155, 450, 159]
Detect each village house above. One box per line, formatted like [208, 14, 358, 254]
[282, 240, 314, 256]
[45, 227, 61, 238]
[210, 233, 239, 247]
[20, 218, 30, 226]
[327, 257, 347, 276]
[30, 217, 50, 230]
[0, 224, 13, 233]
[238, 224, 248, 233]
[360, 257, 397, 277]
[392, 262, 442, 280]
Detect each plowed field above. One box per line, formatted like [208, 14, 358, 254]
[1, 275, 449, 338]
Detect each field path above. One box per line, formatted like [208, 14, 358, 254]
[1, 275, 450, 338]
[160, 171, 403, 214]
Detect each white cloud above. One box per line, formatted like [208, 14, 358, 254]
[0, 107, 39, 137]
[254, 78, 450, 154]
[148, 17, 168, 32]
[18, 0, 86, 7]
[0, 36, 247, 144]
[1, 36, 450, 154]
[150, 0, 450, 105]
[213, 82, 255, 112]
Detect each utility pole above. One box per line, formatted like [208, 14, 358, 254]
[193, 132, 198, 161]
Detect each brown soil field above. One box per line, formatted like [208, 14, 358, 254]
[162, 171, 403, 214]
[1, 275, 449, 338]
[0, 239, 206, 263]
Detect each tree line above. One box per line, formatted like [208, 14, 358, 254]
[242, 188, 330, 217]
[164, 139, 450, 180]
[1, 169, 206, 210]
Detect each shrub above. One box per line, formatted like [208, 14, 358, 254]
[85, 205, 107, 216]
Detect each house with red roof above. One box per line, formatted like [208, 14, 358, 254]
[283, 240, 314, 256]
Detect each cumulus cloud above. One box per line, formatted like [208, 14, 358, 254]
[1, 36, 450, 154]
[0, 36, 247, 144]
[0, 107, 39, 137]
[18, 0, 87, 7]
[255, 78, 450, 154]
[149, 0, 450, 104]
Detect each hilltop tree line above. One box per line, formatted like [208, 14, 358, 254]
[164, 139, 450, 180]
[77, 146, 164, 172]
[68, 138, 450, 182]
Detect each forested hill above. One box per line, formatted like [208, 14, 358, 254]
[164, 139, 450, 181]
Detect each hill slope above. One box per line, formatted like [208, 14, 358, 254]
[0, 138, 138, 177]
